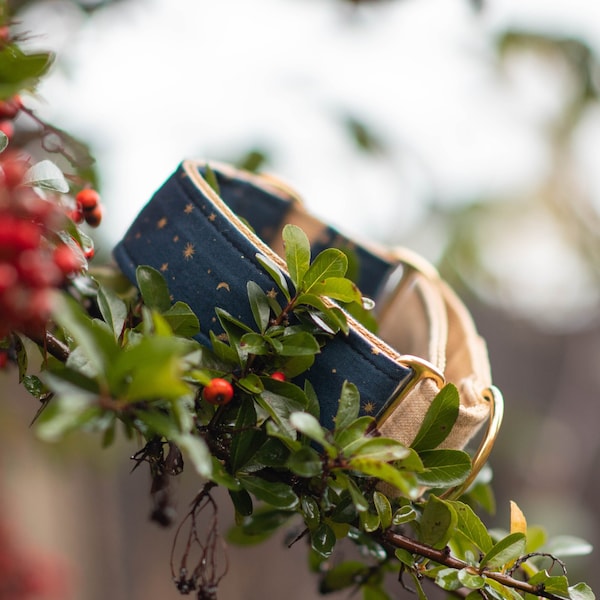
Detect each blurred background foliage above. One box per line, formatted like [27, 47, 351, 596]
[1, 0, 600, 598]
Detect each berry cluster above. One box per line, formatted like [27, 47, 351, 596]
[0, 152, 88, 340]
[69, 188, 104, 230]
[0, 95, 21, 142]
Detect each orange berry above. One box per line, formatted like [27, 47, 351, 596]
[84, 203, 103, 228]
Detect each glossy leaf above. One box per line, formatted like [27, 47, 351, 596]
[301, 496, 321, 530]
[239, 475, 299, 510]
[0, 131, 8, 152]
[230, 399, 264, 472]
[256, 252, 291, 300]
[283, 224, 311, 288]
[448, 500, 494, 554]
[373, 491, 392, 530]
[279, 331, 320, 356]
[136, 265, 171, 312]
[568, 582, 596, 600]
[228, 508, 294, 545]
[97, 284, 127, 340]
[411, 383, 459, 451]
[420, 496, 458, 549]
[334, 415, 375, 448]
[392, 505, 418, 525]
[286, 446, 322, 477]
[23, 159, 69, 192]
[528, 571, 569, 597]
[435, 568, 462, 591]
[229, 489, 253, 517]
[302, 248, 348, 293]
[335, 380, 360, 431]
[480, 532, 526, 569]
[289, 411, 335, 455]
[311, 522, 336, 558]
[162, 302, 200, 337]
[458, 568, 485, 590]
[416, 449, 471, 488]
[247, 281, 271, 332]
[309, 277, 362, 304]
[346, 458, 416, 497]
[344, 437, 410, 462]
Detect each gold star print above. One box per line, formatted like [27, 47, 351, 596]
[173, 235, 179, 243]
[157, 217, 168, 229]
[208, 213, 217, 222]
[135, 232, 142, 239]
[183, 242, 195, 260]
[160, 263, 169, 272]
[363, 401, 375, 414]
[266, 288, 278, 299]
[216, 282, 231, 292]
[370, 347, 381, 355]
[184, 203, 194, 214]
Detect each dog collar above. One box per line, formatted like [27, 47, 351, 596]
[113, 160, 502, 491]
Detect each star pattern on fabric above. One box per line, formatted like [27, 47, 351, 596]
[173, 235, 180, 243]
[370, 347, 381, 355]
[208, 212, 217, 222]
[160, 263, 169, 272]
[157, 217, 168, 229]
[266, 288, 278, 299]
[184, 203, 194, 214]
[183, 242, 195, 260]
[362, 401, 375, 414]
[216, 281, 230, 292]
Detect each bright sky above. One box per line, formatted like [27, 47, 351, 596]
[18, 0, 600, 329]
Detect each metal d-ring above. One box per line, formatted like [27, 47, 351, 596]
[441, 385, 504, 500]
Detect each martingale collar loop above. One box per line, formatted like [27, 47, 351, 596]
[113, 159, 498, 460]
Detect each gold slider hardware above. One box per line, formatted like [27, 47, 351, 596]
[441, 385, 504, 500]
[377, 355, 446, 428]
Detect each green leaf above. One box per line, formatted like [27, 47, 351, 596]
[300, 495, 320, 530]
[568, 582, 596, 600]
[228, 508, 294, 545]
[311, 522, 336, 558]
[289, 411, 335, 455]
[23, 159, 69, 192]
[335, 381, 360, 431]
[239, 475, 299, 510]
[528, 571, 569, 597]
[247, 281, 271, 333]
[344, 437, 410, 462]
[480, 532, 526, 569]
[302, 248, 348, 293]
[256, 253, 291, 301]
[35, 394, 100, 442]
[346, 458, 416, 498]
[373, 491, 392, 530]
[282, 224, 311, 288]
[279, 331, 320, 356]
[52, 293, 118, 381]
[319, 561, 369, 593]
[457, 568, 485, 590]
[136, 265, 171, 312]
[286, 446, 322, 477]
[334, 415, 375, 448]
[0, 46, 53, 97]
[97, 284, 127, 340]
[336, 472, 369, 512]
[543, 535, 594, 558]
[392, 504, 418, 525]
[359, 510, 380, 533]
[309, 277, 362, 304]
[416, 449, 472, 488]
[0, 131, 8, 153]
[411, 383, 460, 452]
[108, 337, 191, 401]
[229, 489, 253, 517]
[22, 374, 51, 400]
[435, 568, 462, 591]
[362, 585, 391, 600]
[448, 500, 494, 554]
[230, 399, 265, 472]
[420, 496, 458, 549]
[176, 433, 212, 477]
[162, 302, 200, 337]
[237, 373, 264, 394]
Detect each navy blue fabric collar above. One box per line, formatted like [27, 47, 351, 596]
[113, 160, 414, 429]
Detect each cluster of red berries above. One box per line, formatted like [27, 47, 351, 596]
[68, 188, 103, 229]
[0, 153, 88, 340]
[0, 95, 21, 142]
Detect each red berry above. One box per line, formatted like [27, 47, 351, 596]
[0, 156, 28, 188]
[0, 120, 14, 139]
[83, 245, 95, 260]
[68, 205, 84, 224]
[271, 371, 286, 381]
[0, 262, 17, 293]
[17, 250, 61, 287]
[202, 378, 234, 405]
[53, 244, 83, 275]
[0, 96, 21, 120]
[84, 203, 103, 228]
[76, 188, 100, 211]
